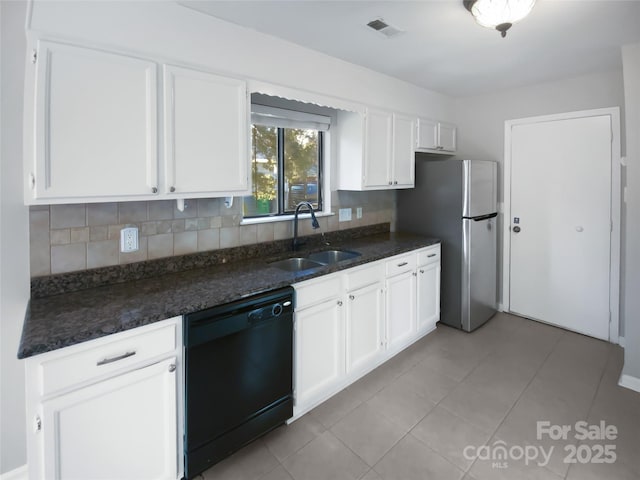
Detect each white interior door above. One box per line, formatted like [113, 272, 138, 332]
[508, 115, 612, 340]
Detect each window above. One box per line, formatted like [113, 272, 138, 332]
[243, 105, 329, 218]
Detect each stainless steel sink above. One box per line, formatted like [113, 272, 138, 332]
[269, 257, 325, 272]
[307, 250, 362, 265]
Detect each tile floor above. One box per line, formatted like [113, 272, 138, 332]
[197, 313, 640, 480]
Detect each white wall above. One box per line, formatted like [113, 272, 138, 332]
[621, 43, 640, 387]
[0, 0, 30, 474]
[454, 70, 626, 324]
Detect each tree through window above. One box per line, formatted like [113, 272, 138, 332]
[244, 124, 323, 217]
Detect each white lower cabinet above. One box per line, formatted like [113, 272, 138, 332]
[25, 317, 182, 480]
[295, 297, 345, 409]
[345, 281, 385, 376]
[293, 244, 441, 418]
[386, 269, 417, 355]
[417, 262, 441, 335]
[40, 358, 177, 480]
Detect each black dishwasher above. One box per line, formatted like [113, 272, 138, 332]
[183, 287, 294, 479]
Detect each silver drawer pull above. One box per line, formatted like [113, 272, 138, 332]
[97, 351, 136, 366]
[427, 253, 437, 258]
[397, 262, 408, 267]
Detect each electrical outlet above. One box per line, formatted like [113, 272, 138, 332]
[356, 207, 363, 219]
[120, 227, 139, 253]
[338, 208, 352, 222]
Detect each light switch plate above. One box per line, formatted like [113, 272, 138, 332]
[356, 207, 363, 219]
[338, 208, 352, 222]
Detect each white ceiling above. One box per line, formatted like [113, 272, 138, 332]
[179, 0, 640, 97]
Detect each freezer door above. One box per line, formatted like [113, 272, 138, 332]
[461, 217, 497, 331]
[462, 160, 497, 218]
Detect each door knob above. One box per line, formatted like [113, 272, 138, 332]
[513, 226, 521, 233]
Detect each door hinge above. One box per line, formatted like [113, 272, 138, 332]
[29, 173, 35, 190]
[34, 415, 41, 432]
[31, 49, 37, 64]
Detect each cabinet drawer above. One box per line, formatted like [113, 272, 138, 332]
[294, 273, 342, 310]
[385, 253, 416, 277]
[39, 322, 177, 396]
[417, 245, 441, 266]
[344, 262, 384, 291]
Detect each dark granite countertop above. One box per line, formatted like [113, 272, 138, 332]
[19, 230, 439, 359]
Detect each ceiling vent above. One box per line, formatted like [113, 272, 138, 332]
[366, 18, 404, 38]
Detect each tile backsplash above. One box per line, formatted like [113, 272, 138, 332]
[29, 191, 395, 277]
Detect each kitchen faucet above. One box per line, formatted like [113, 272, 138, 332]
[292, 202, 320, 251]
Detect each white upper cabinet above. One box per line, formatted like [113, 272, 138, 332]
[25, 41, 250, 204]
[391, 113, 416, 187]
[337, 109, 415, 191]
[163, 65, 248, 196]
[437, 122, 457, 152]
[416, 118, 457, 154]
[363, 109, 393, 188]
[29, 41, 159, 202]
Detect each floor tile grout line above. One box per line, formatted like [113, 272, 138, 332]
[404, 430, 468, 478]
[312, 327, 495, 479]
[562, 344, 618, 480]
[465, 329, 567, 478]
[394, 323, 528, 475]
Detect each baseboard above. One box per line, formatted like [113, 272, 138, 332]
[618, 336, 625, 347]
[618, 374, 640, 393]
[0, 465, 27, 480]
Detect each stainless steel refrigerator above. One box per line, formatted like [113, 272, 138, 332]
[397, 158, 498, 331]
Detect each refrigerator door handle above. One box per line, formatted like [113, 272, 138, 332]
[468, 213, 498, 221]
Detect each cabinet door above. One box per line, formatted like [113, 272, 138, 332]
[295, 299, 344, 408]
[40, 358, 177, 480]
[438, 122, 457, 152]
[417, 262, 441, 335]
[386, 271, 416, 354]
[416, 118, 439, 150]
[163, 65, 248, 196]
[392, 114, 415, 187]
[363, 109, 392, 188]
[345, 282, 384, 375]
[33, 41, 158, 201]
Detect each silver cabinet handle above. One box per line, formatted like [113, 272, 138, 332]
[394, 181, 398, 185]
[337, 300, 343, 306]
[388, 181, 393, 185]
[170, 186, 176, 193]
[151, 187, 158, 193]
[412, 272, 417, 277]
[97, 351, 136, 366]
[349, 295, 355, 300]
[420, 269, 425, 274]
[427, 253, 436, 258]
[397, 262, 408, 267]
[168, 364, 176, 373]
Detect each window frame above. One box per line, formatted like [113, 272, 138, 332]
[244, 109, 328, 220]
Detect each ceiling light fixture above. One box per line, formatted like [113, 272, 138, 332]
[463, 0, 536, 38]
